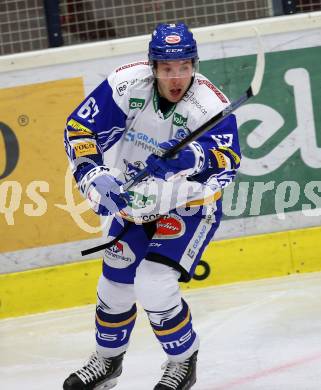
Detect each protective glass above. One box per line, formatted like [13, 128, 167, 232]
[154, 60, 198, 79]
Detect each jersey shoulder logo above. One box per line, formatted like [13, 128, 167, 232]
[129, 98, 145, 110]
[173, 112, 187, 128]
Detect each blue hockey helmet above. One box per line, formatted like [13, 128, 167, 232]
[148, 23, 198, 62]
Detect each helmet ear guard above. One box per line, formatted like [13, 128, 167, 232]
[148, 23, 198, 63]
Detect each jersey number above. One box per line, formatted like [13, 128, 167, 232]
[77, 97, 99, 123]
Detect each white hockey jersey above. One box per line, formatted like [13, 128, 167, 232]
[64, 61, 241, 223]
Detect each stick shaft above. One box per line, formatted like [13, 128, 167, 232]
[122, 88, 252, 192]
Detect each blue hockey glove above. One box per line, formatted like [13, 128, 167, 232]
[79, 166, 129, 216]
[145, 139, 206, 180]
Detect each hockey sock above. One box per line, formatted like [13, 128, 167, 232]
[95, 303, 137, 356]
[147, 299, 199, 361]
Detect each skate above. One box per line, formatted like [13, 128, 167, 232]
[153, 350, 198, 390]
[63, 351, 125, 390]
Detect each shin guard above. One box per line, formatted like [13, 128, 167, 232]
[96, 303, 137, 357]
[148, 299, 199, 362]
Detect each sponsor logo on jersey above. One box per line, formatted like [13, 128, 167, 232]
[154, 214, 186, 239]
[182, 90, 193, 101]
[129, 98, 145, 110]
[116, 81, 128, 96]
[116, 61, 149, 73]
[165, 35, 181, 44]
[182, 90, 207, 115]
[118, 210, 160, 223]
[187, 248, 196, 259]
[110, 241, 124, 254]
[219, 146, 241, 166]
[74, 141, 97, 157]
[117, 78, 152, 96]
[173, 112, 187, 128]
[211, 149, 227, 168]
[197, 79, 228, 103]
[124, 129, 161, 154]
[104, 240, 136, 268]
[191, 224, 207, 250]
[141, 214, 160, 222]
[128, 191, 157, 210]
[184, 224, 209, 260]
[67, 119, 93, 136]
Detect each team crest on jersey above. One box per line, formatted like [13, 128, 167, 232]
[174, 128, 189, 140]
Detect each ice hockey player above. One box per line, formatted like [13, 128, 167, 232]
[63, 22, 241, 390]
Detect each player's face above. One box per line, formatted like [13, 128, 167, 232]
[155, 60, 194, 103]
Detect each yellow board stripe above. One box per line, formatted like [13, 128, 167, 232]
[153, 310, 191, 336]
[96, 312, 137, 328]
[1, 226, 321, 319]
[0, 259, 101, 319]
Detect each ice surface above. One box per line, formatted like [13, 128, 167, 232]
[1, 272, 321, 390]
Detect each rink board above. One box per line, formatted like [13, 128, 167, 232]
[1, 12, 321, 274]
[1, 225, 321, 319]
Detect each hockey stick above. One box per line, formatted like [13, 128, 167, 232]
[121, 29, 265, 192]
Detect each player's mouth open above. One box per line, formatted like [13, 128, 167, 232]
[170, 88, 182, 98]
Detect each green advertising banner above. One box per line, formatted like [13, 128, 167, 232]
[200, 46, 321, 220]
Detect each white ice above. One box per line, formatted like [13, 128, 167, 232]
[1, 272, 321, 390]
